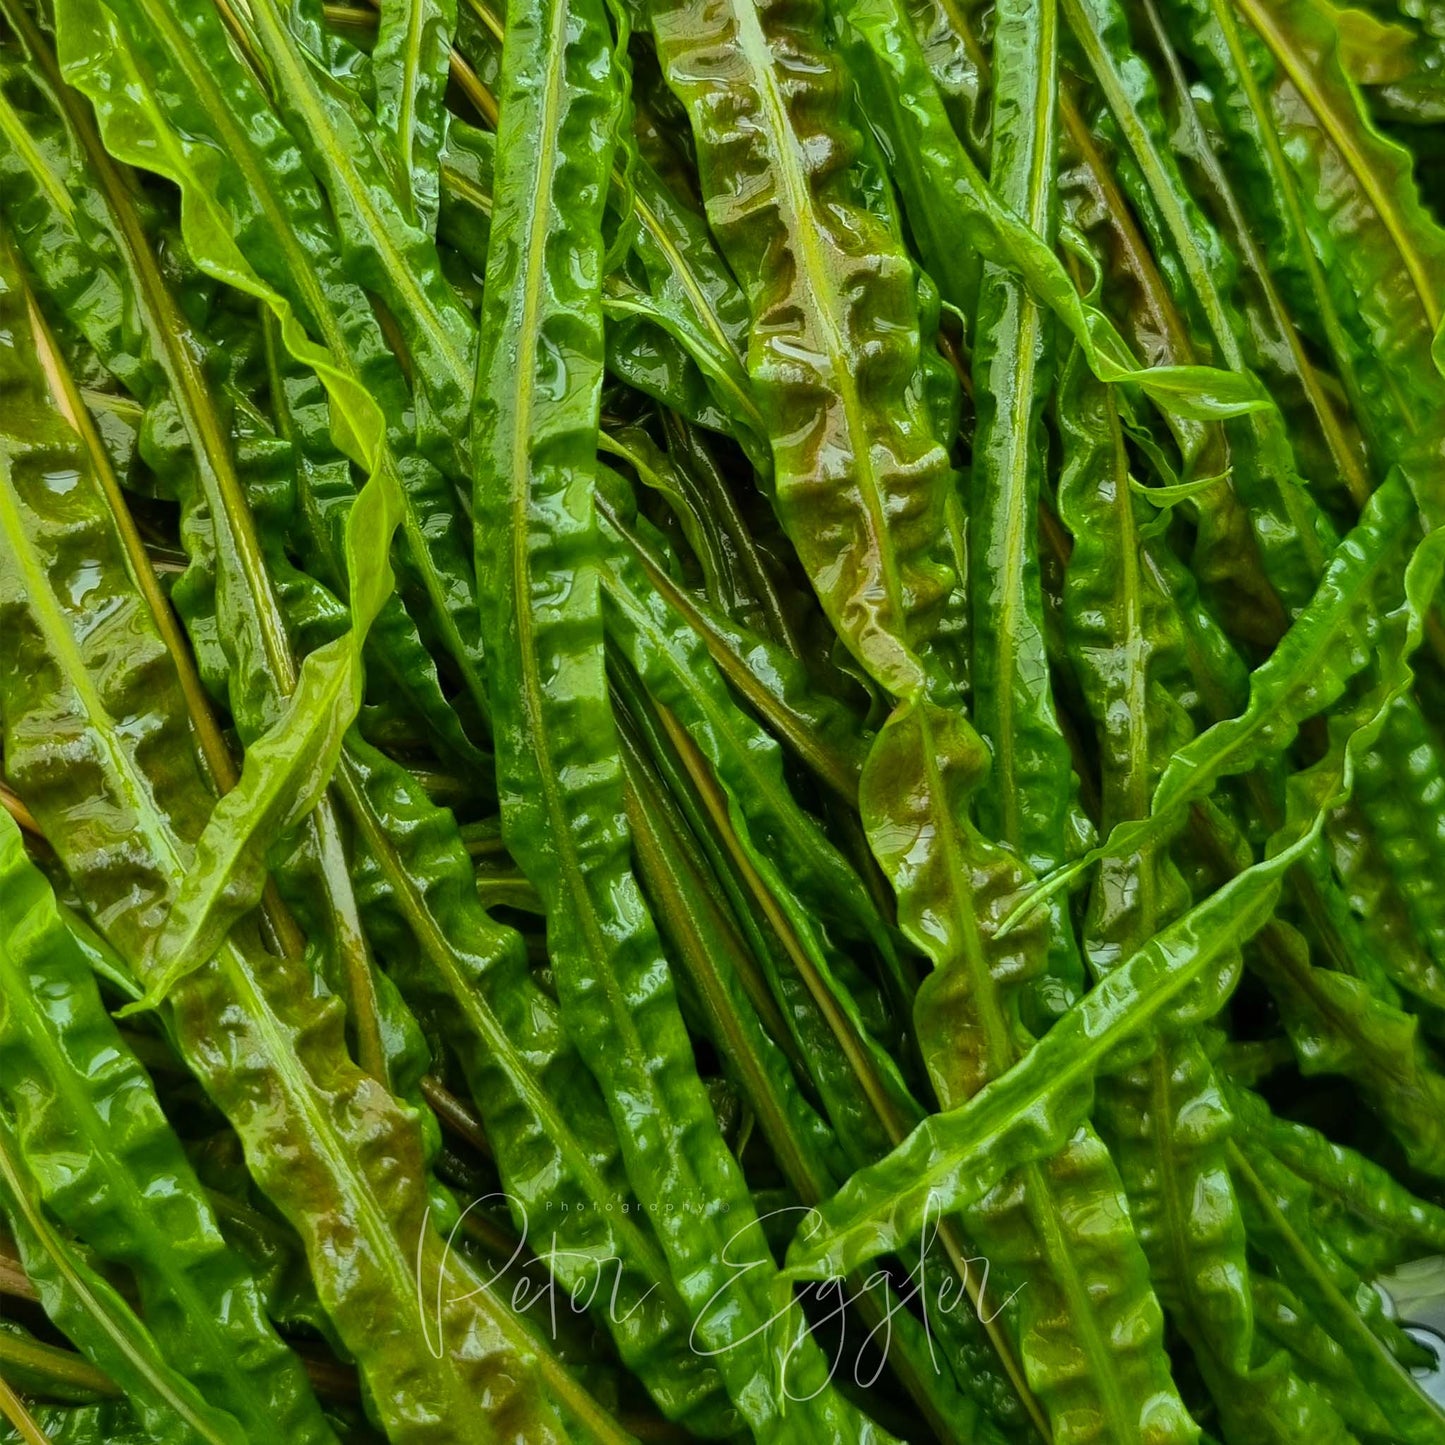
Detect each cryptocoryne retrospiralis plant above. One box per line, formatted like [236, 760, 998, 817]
[1, 0, 1444, 1435]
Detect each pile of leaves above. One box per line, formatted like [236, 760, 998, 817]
[1, 0, 1444, 1433]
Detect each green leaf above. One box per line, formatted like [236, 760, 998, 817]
[967, 0, 1087, 1009]
[1062, 0, 1340, 623]
[0, 10, 488, 785]
[9, 53, 712, 1419]
[1014, 471, 1425, 921]
[781, 861, 1279, 1283]
[785, 513, 1445, 1283]
[606, 648, 915, 1183]
[36, 0, 411, 1015]
[1, 1403, 151, 1445]
[1056, 342, 1320, 1442]
[1234, 0, 1445, 344]
[648, 1, 1201, 1434]
[0, 813, 335, 1443]
[260, 314, 491, 772]
[1322, 800, 1445, 1015]
[860, 696, 1202, 1444]
[0, 1322, 117, 1408]
[0, 241, 566, 1445]
[618, 719, 1011, 1445]
[474, 0, 886, 1434]
[1228, 1081, 1445, 1264]
[338, 740, 736, 1436]
[57, 0, 490, 721]
[230, 0, 477, 455]
[1248, 1276, 1391, 1439]
[1157, 0, 1445, 517]
[832, 0, 1269, 418]
[606, 154, 766, 462]
[1231, 1142, 1445, 1442]
[1347, 689, 1445, 977]
[1247, 916, 1445, 1175]
[649, 0, 964, 703]
[597, 499, 918, 1140]
[2, 47, 396, 1081]
[374, 0, 457, 233]
[0, 1112, 245, 1445]
[1067, 0, 1445, 994]
[122, 619, 387, 1014]
[599, 502, 870, 801]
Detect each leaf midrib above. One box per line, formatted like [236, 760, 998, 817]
[1229, 1141, 1445, 1435]
[989, 0, 1056, 850]
[65, 74, 298, 695]
[1064, 0, 1242, 366]
[0, 89, 74, 218]
[461, 0, 749, 403]
[398, 0, 426, 200]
